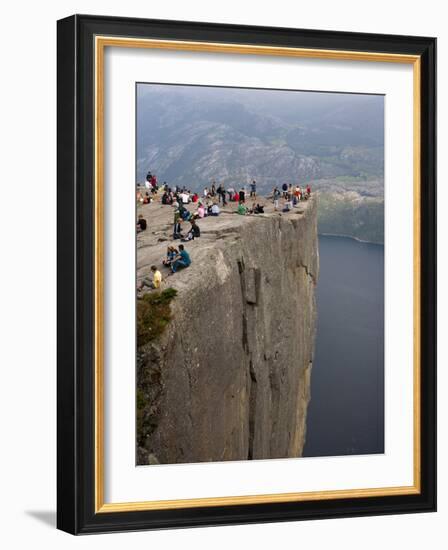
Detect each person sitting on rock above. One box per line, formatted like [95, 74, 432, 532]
[254, 203, 265, 214]
[162, 246, 178, 267]
[182, 219, 200, 241]
[179, 191, 190, 204]
[190, 219, 200, 239]
[179, 204, 191, 221]
[237, 201, 247, 215]
[247, 201, 256, 214]
[210, 203, 220, 216]
[171, 244, 191, 273]
[136, 214, 147, 232]
[138, 265, 162, 290]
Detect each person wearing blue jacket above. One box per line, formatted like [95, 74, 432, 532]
[171, 244, 191, 273]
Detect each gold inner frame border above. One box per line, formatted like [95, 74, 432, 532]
[94, 36, 421, 513]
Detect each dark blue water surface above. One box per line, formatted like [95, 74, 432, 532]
[303, 235, 384, 457]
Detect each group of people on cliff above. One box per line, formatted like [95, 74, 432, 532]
[137, 174, 310, 217]
[271, 183, 312, 212]
[156, 181, 257, 207]
[138, 243, 192, 292]
[136, 172, 312, 293]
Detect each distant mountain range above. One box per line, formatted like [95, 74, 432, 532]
[137, 85, 384, 243]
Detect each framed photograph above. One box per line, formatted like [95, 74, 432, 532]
[57, 14, 436, 534]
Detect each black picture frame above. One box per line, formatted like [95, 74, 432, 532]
[57, 14, 436, 534]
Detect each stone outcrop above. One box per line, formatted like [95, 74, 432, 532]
[137, 197, 319, 465]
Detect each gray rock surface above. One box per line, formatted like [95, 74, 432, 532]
[137, 196, 319, 465]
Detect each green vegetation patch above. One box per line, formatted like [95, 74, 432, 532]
[137, 287, 178, 347]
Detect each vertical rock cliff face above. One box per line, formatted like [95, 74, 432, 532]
[137, 198, 319, 465]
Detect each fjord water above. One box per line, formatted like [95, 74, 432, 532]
[303, 235, 385, 457]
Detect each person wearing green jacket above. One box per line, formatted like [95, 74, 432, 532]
[237, 201, 247, 215]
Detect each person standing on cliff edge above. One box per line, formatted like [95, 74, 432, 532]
[250, 179, 257, 198]
[273, 187, 281, 211]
